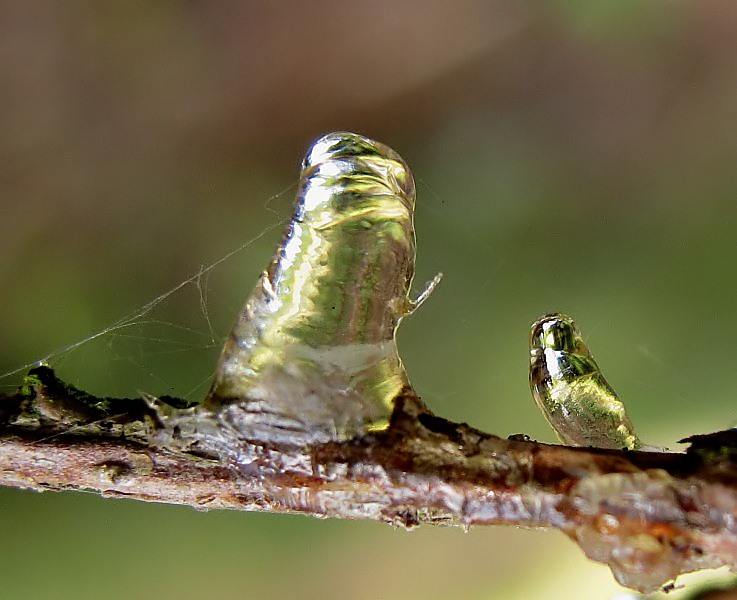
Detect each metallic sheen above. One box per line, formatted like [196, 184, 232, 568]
[205, 132, 436, 444]
[529, 313, 641, 450]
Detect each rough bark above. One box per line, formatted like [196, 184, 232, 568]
[2, 366, 737, 593]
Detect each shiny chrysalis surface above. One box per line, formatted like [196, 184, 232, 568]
[205, 132, 437, 444]
[529, 313, 641, 450]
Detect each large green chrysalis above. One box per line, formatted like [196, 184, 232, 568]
[205, 132, 438, 444]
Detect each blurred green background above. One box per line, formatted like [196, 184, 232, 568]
[3, 2, 737, 598]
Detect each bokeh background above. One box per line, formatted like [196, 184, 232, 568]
[3, 2, 737, 598]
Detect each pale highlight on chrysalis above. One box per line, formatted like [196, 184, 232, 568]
[529, 313, 641, 450]
[205, 132, 438, 444]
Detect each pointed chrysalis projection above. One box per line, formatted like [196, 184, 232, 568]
[529, 313, 641, 450]
[205, 132, 438, 445]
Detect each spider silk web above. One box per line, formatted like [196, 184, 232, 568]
[0, 174, 505, 410]
[0, 185, 295, 403]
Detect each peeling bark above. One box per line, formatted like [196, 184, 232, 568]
[2, 366, 737, 593]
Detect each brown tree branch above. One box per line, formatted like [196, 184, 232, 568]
[2, 366, 737, 593]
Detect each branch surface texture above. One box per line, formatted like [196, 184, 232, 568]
[3, 133, 736, 594]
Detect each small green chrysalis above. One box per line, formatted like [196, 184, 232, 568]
[205, 132, 438, 444]
[529, 313, 641, 450]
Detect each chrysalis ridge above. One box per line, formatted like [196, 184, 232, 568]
[205, 132, 432, 444]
